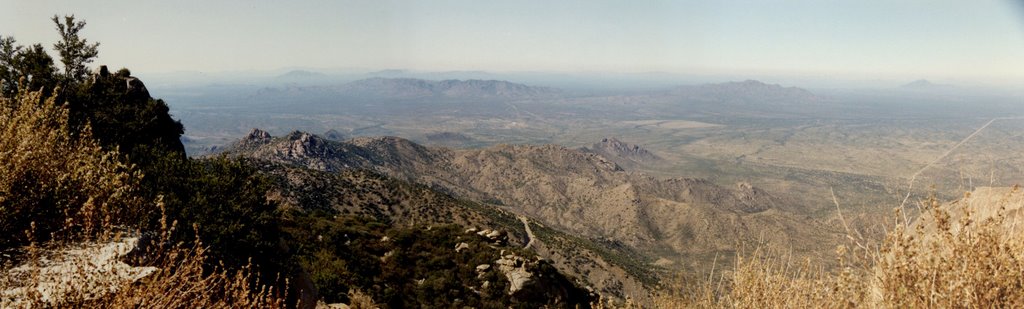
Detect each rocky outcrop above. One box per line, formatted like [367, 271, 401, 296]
[81, 64, 185, 155]
[1, 237, 157, 307]
[495, 253, 534, 295]
[244, 128, 272, 145]
[90, 65, 151, 99]
[584, 138, 662, 165]
[283, 132, 330, 159]
[223, 131, 377, 172]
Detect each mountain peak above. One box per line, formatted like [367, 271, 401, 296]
[585, 137, 662, 164]
[246, 128, 271, 141]
[233, 128, 272, 149]
[900, 79, 953, 90]
[279, 131, 335, 161]
[737, 79, 769, 86]
[276, 70, 325, 79]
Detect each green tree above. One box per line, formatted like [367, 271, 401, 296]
[0, 38, 57, 97]
[52, 15, 99, 84]
[13, 44, 57, 93]
[70, 71, 186, 158]
[0, 36, 19, 96]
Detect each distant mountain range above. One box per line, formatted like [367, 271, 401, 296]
[255, 77, 560, 102]
[275, 70, 327, 80]
[900, 79, 955, 90]
[670, 80, 821, 103]
[339, 78, 561, 99]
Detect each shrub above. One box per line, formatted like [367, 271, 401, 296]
[0, 87, 286, 307]
[0, 87, 143, 248]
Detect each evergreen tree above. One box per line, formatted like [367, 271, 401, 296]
[0, 36, 22, 96]
[52, 15, 99, 84]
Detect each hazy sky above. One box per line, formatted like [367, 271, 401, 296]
[3, 0, 1024, 84]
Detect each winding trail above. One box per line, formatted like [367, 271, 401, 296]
[518, 215, 536, 249]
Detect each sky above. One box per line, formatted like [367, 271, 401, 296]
[3, 0, 1024, 85]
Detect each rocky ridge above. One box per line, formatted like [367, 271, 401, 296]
[223, 130, 839, 299]
[582, 138, 663, 166]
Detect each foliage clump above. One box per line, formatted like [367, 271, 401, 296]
[0, 87, 286, 308]
[1, 15, 291, 305]
[0, 86, 142, 247]
[285, 213, 593, 308]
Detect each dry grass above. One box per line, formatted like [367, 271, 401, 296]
[651, 187, 1024, 308]
[1, 200, 288, 308]
[0, 87, 286, 308]
[344, 288, 378, 309]
[0, 85, 144, 246]
[1, 202, 290, 308]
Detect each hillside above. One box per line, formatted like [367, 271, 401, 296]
[235, 142, 652, 300]
[223, 130, 840, 279]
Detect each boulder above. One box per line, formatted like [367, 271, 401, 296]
[495, 255, 534, 295]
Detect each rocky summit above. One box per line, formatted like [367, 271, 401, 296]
[583, 137, 663, 166]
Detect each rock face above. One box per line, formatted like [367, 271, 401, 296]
[244, 128, 273, 145]
[286, 132, 328, 158]
[1, 237, 158, 307]
[583, 138, 662, 165]
[124, 76, 150, 98]
[496, 254, 534, 295]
